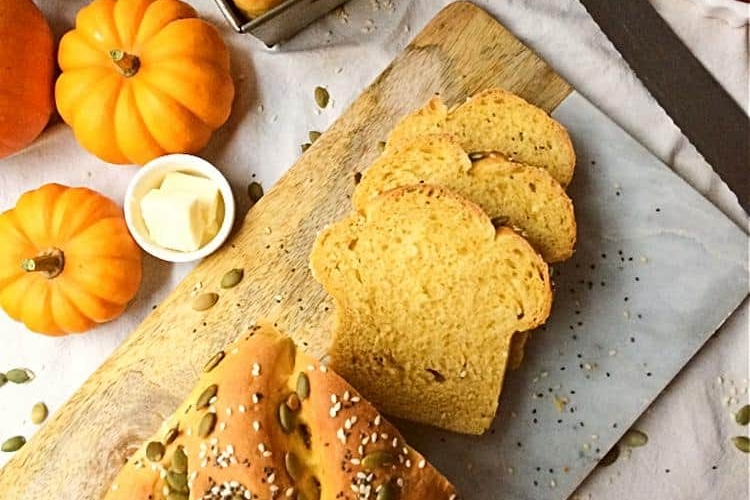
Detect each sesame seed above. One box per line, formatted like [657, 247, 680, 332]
[351, 458, 361, 465]
[268, 473, 276, 483]
[253, 421, 261, 432]
[350, 416, 358, 425]
[252, 363, 261, 376]
[285, 487, 295, 497]
[238, 405, 246, 413]
[252, 393, 260, 404]
[258, 443, 266, 452]
[343, 390, 350, 401]
[219, 422, 227, 431]
[331, 394, 338, 404]
[337, 428, 347, 443]
[270, 484, 279, 493]
[262, 451, 272, 458]
[374, 415, 381, 426]
[320, 365, 328, 373]
[405, 459, 411, 468]
[392, 437, 398, 447]
[418, 459, 426, 468]
[111, 484, 119, 491]
[226, 407, 232, 416]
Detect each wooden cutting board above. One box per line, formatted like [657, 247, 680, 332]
[0, 2, 570, 498]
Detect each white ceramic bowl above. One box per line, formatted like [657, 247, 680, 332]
[124, 154, 235, 263]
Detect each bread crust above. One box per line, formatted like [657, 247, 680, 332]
[103, 322, 458, 500]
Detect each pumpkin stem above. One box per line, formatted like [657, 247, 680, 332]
[21, 248, 65, 279]
[109, 50, 140, 77]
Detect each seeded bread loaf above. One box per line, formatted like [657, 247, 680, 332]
[102, 322, 458, 500]
[310, 185, 552, 434]
[386, 89, 576, 187]
[353, 134, 576, 262]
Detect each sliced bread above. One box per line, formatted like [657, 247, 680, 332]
[386, 89, 576, 187]
[354, 135, 576, 262]
[310, 184, 552, 434]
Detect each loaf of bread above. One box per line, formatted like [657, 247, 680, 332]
[102, 322, 458, 500]
[353, 134, 576, 262]
[310, 185, 552, 434]
[232, 0, 284, 18]
[386, 89, 576, 187]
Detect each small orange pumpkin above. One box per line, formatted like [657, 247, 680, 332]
[0, 184, 142, 335]
[55, 0, 235, 165]
[0, 0, 55, 159]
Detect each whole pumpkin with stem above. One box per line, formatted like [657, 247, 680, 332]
[0, 184, 142, 335]
[55, 0, 235, 165]
[0, 0, 55, 159]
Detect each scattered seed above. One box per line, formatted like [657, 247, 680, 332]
[314, 86, 330, 108]
[731, 436, 749, 453]
[166, 470, 188, 492]
[247, 182, 264, 205]
[196, 384, 218, 410]
[192, 293, 218, 311]
[309, 131, 321, 143]
[172, 446, 188, 473]
[203, 351, 225, 373]
[621, 429, 648, 447]
[0, 373, 6, 387]
[6, 368, 32, 384]
[279, 402, 295, 433]
[377, 482, 397, 500]
[146, 441, 165, 462]
[164, 425, 179, 445]
[285, 451, 303, 481]
[1, 436, 25, 452]
[286, 393, 301, 412]
[296, 372, 310, 400]
[362, 451, 396, 471]
[301, 143, 312, 153]
[198, 412, 217, 437]
[598, 445, 619, 466]
[30, 402, 48, 425]
[735, 405, 750, 426]
[220, 268, 244, 289]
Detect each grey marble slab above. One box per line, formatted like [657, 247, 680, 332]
[397, 92, 749, 500]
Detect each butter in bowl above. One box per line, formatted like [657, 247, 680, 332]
[124, 154, 236, 263]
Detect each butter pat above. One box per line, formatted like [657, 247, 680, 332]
[160, 172, 221, 225]
[140, 189, 206, 252]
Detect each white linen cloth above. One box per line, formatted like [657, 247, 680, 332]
[0, 0, 747, 498]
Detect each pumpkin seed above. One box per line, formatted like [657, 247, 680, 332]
[247, 182, 264, 205]
[621, 429, 648, 448]
[309, 131, 321, 143]
[301, 143, 312, 153]
[6, 368, 32, 384]
[1, 436, 25, 452]
[286, 393, 301, 412]
[192, 293, 218, 311]
[362, 451, 396, 471]
[598, 445, 619, 467]
[203, 351, 225, 373]
[221, 268, 244, 289]
[198, 412, 217, 437]
[731, 436, 750, 453]
[30, 402, 48, 425]
[278, 401, 295, 433]
[196, 384, 218, 410]
[285, 451, 303, 481]
[166, 470, 188, 492]
[296, 372, 310, 400]
[735, 404, 750, 426]
[164, 425, 179, 445]
[167, 493, 189, 500]
[377, 483, 397, 500]
[0, 373, 6, 387]
[314, 86, 329, 108]
[146, 441, 165, 462]
[172, 445, 188, 474]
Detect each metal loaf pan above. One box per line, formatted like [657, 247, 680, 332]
[213, 0, 349, 46]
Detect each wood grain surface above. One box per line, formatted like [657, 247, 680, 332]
[0, 2, 570, 498]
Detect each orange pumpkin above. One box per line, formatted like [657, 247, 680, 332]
[0, 0, 55, 159]
[0, 184, 142, 335]
[55, 0, 235, 165]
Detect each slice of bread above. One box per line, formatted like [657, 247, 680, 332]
[310, 184, 552, 434]
[386, 89, 575, 187]
[354, 135, 576, 262]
